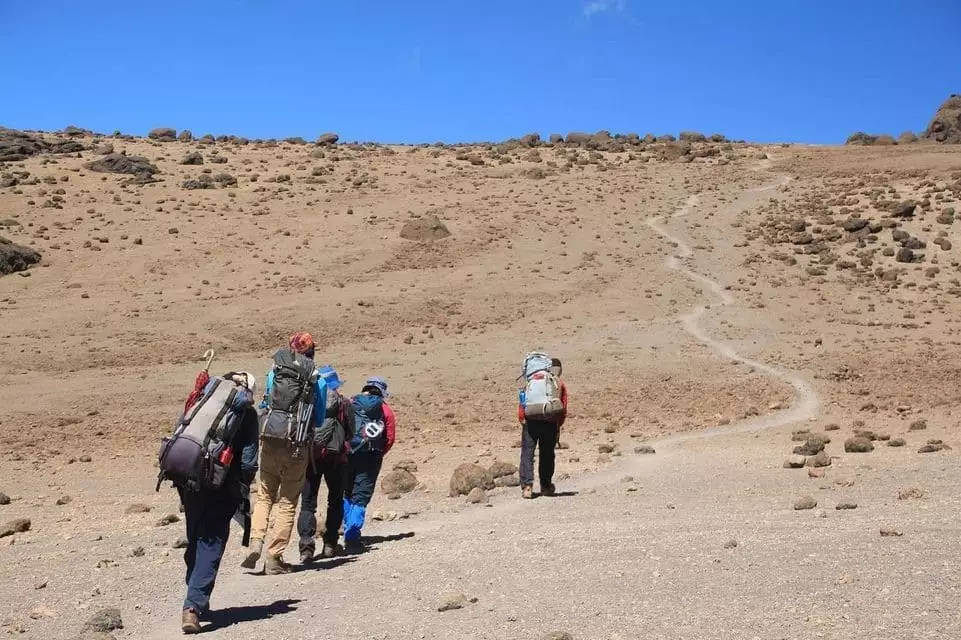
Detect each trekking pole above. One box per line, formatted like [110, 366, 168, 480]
[203, 348, 215, 371]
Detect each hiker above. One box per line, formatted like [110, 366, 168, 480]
[297, 365, 354, 562]
[157, 370, 260, 634]
[343, 376, 396, 553]
[517, 353, 568, 498]
[242, 332, 328, 574]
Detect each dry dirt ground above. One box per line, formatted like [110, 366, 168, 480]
[0, 133, 959, 639]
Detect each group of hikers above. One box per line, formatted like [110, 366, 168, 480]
[156, 333, 568, 634]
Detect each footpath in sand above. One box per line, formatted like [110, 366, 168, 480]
[126, 168, 960, 640]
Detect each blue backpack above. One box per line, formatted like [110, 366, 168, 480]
[349, 394, 387, 453]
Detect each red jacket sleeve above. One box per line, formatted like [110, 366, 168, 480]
[557, 382, 569, 428]
[382, 402, 397, 454]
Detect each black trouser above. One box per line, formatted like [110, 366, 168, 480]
[520, 420, 559, 487]
[297, 454, 347, 554]
[178, 486, 239, 615]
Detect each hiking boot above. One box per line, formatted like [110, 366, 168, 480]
[300, 548, 314, 565]
[240, 539, 263, 569]
[264, 555, 293, 575]
[181, 608, 201, 634]
[344, 538, 365, 555]
[521, 485, 533, 499]
[541, 483, 556, 497]
[320, 542, 341, 558]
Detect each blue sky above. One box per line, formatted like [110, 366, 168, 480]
[2, 0, 959, 143]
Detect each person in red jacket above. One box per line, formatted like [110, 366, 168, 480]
[518, 357, 568, 499]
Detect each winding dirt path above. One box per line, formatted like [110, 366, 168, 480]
[644, 174, 820, 447]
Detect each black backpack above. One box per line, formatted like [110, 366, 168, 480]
[261, 348, 317, 447]
[312, 391, 354, 458]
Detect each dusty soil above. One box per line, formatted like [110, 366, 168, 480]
[0, 132, 959, 639]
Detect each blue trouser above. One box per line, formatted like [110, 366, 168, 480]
[179, 487, 238, 615]
[343, 450, 383, 542]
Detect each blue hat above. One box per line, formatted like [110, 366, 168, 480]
[318, 365, 343, 390]
[362, 376, 389, 397]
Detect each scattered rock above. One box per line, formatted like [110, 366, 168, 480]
[494, 473, 520, 488]
[178, 130, 194, 142]
[316, 132, 339, 146]
[465, 487, 488, 504]
[898, 487, 924, 500]
[597, 443, 616, 454]
[836, 502, 858, 510]
[56, 495, 72, 506]
[79, 455, 92, 463]
[148, 127, 177, 141]
[400, 215, 451, 242]
[488, 460, 518, 478]
[0, 236, 42, 276]
[82, 607, 123, 633]
[908, 419, 927, 431]
[880, 528, 904, 537]
[923, 94, 961, 143]
[437, 592, 476, 612]
[634, 445, 656, 455]
[173, 537, 188, 549]
[793, 438, 825, 456]
[887, 438, 906, 448]
[0, 518, 30, 537]
[844, 437, 874, 453]
[380, 469, 418, 494]
[155, 514, 180, 527]
[542, 633, 574, 640]
[449, 463, 494, 497]
[805, 451, 831, 468]
[793, 496, 817, 510]
[0, 492, 9, 505]
[180, 152, 204, 165]
[124, 504, 151, 514]
[84, 153, 159, 177]
[393, 460, 418, 473]
[807, 467, 825, 478]
[723, 539, 738, 549]
[784, 455, 806, 469]
[918, 442, 945, 453]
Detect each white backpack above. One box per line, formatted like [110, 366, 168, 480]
[520, 352, 564, 421]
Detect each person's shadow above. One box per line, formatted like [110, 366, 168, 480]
[203, 598, 301, 632]
[538, 490, 578, 498]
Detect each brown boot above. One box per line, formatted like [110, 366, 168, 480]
[181, 608, 201, 634]
[265, 554, 293, 575]
[522, 485, 533, 499]
[541, 483, 556, 497]
[240, 539, 263, 569]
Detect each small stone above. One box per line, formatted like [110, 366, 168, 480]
[155, 514, 180, 527]
[784, 454, 806, 469]
[880, 528, 904, 537]
[634, 445, 656, 455]
[723, 539, 738, 549]
[0, 492, 10, 505]
[79, 455, 92, 463]
[124, 504, 151, 514]
[836, 502, 858, 510]
[807, 467, 825, 478]
[597, 443, 615, 454]
[887, 438, 906, 448]
[543, 633, 575, 640]
[794, 496, 817, 510]
[908, 419, 927, 431]
[466, 487, 488, 504]
[55, 495, 72, 505]
[34, 580, 47, 590]
[898, 487, 924, 500]
[844, 437, 874, 453]
[173, 537, 189, 549]
[130, 546, 145, 557]
[805, 451, 831, 468]
[0, 518, 30, 537]
[918, 443, 944, 453]
[494, 473, 520, 488]
[437, 592, 476, 612]
[82, 607, 123, 633]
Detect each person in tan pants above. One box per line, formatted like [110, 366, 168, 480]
[242, 332, 327, 574]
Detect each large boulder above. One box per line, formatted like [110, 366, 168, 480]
[0, 236, 41, 275]
[449, 463, 494, 497]
[380, 469, 418, 494]
[317, 132, 339, 145]
[845, 132, 877, 145]
[0, 127, 45, 161]
[148, 127, 177, 141]
[923, 94, 961, 143]
[84, 153, 159, 177]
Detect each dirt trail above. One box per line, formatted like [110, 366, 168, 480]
[645, 171, 821, 447]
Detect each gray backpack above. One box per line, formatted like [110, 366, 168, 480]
[156, 376, 253, 492]
[261, 348, 317, 447]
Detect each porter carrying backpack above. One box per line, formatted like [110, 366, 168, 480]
[156, 375, 253, 492]
[519, 352, 565, 422]
[261, 348, 317, 447]
[312, 391, 353, 458]
[348, 394, 387, 453]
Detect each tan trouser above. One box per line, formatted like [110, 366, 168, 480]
[249, 438, 309, 559]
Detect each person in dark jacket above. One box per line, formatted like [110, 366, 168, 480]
[518, 357, 568, 499]
[297, 365, 354, 562]
[180, 372, 260, 634]
[343, 376, 396, 554]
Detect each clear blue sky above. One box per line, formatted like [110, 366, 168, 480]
[2, 1, 959, 144]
